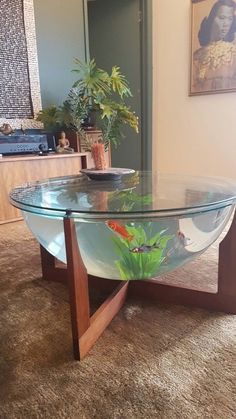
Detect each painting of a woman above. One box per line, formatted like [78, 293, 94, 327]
[190, 0, 236, 95]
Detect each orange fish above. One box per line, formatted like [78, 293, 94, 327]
[106, 220, 134, 242]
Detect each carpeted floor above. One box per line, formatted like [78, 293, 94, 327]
[0, 221, 236, 419]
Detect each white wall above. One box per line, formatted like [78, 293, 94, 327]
[153, 0, 236, 180]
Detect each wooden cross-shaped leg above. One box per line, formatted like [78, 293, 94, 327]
[40, 211, 236, 360]
[40, 217, 128, 360]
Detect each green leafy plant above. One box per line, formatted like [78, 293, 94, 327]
[36, 93, 88, 134]
[36, 59, 139, 150]
[36, 105, 64, 132]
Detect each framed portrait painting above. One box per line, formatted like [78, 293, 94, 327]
[190, 0, 236, 95]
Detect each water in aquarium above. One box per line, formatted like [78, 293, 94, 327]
[23, 205, 233, 281]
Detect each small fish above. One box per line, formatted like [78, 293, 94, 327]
[129, 242, 161, 253]
[106, 220, 134, 242]
[177, 230, 192, 246]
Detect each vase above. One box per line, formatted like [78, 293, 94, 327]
[91, 142, 107, 170]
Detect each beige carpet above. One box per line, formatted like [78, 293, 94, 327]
[0, 221, 236, 419]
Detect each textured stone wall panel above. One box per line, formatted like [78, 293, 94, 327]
[0, 0, 33, 118]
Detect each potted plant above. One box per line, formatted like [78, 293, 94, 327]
[37, 59, 139, 170]
[36, 103, 82, 151]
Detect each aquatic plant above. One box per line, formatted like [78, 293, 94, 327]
[108, 190, 152, 212]
[111, 222, 173, 280]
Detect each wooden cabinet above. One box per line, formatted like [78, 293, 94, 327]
[0, 152, 89, 224]
[0, 147, 111, 224]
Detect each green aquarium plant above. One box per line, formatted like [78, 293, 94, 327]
[110, 222, 174, 280]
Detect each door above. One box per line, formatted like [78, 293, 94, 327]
[85, 0, 152, 170]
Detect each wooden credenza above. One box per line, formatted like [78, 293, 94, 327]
[0, 152, 90, 224]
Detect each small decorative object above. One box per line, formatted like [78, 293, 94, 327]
[56, 131, 74, 154]
[0, 123, 14, 135]
[91, 142, 107, 170]
[190, 0, 236, 95]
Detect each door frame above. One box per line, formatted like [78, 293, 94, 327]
[139, 0, 152, 170]
[83, 0, 153, 170]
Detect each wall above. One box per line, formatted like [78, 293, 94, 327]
[33, 0, 85, 107]
[153, 0, 236, 180]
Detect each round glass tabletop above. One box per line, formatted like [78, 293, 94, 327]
[9, 172, 236, 281]
[9, 171, 236, 220]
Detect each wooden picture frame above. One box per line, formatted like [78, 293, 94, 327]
[190, 0, 236, 95]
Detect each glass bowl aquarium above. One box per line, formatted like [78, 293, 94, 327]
[10, 172, 236, 281]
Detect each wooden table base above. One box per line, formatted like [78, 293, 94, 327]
[40, 212, 236, 360]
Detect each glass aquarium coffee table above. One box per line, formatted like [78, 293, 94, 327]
[10, 172, 236, 360]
